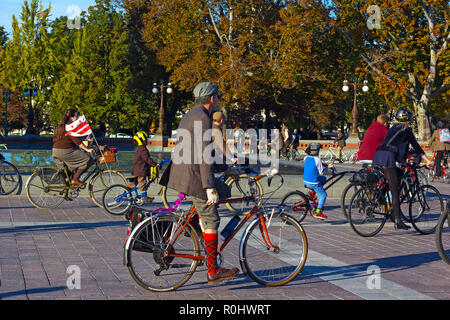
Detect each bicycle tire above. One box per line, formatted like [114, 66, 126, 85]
[280, 190, 310, 222]
[240, 212, 308, 286]
[26, 168, 67, 209]
[409, 184, 443, 235]
[322, 150, 334, 163]
[88, 169, 126, 208]
[126, 214, 201, 292]
[435, 207, 450, 264]
[340, 182, 363, 219]
[348, 185, 388, 237]
[102, 184, 133, 215]
[225, 175, 263, 215]
[0, 160, 21, 195]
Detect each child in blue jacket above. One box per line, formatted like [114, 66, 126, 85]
[303, 142, 333, 220]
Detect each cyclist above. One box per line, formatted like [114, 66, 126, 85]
[372, 108, 433, 230]
[52, 109, 94, 187]
[163, 81, 239, 285]
[428, 120, 449, 180]
[356, 114, 388, 164]
[126, 131, 158, 203]
[303, 142, 334, 220]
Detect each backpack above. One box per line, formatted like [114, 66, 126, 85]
[439, 128, 450, 143]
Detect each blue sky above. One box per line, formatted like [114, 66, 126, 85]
[1, 0, 97, 35]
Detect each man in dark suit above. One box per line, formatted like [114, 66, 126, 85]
[166, 82, 239, 285]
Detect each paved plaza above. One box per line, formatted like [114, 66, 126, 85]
[0, 164, 449, 301]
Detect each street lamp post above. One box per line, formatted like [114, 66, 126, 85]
[152, 81, 173, 136]
[24, 85, 39, 135]
[342, 77, 369, 139]
[2, 91, 10, 137]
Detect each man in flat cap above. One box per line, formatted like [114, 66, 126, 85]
[165, 81, 239, 284]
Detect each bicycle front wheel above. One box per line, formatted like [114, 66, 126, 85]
[226, 175, 263, 215]
[0, 161, 21, 195]
[340, 182, 363, 219]
[241, 213, 308, 286]
[435, 209, 450, 264]
[126, 215, 201, 292]
[102, 184, 133, 215]
[281, 191, 310, 223]
[26, 168, 67, 209]
[348, 186, 388, 237]
[89, 169, 126, 208]
[409, 185, 443, 235]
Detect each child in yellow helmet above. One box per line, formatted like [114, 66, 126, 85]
[128, 131, 157, 202]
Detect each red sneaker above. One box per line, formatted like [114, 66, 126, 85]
[312, 209, 327, 220]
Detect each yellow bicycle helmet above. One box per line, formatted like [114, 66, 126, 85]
[133, 131, 148, 146]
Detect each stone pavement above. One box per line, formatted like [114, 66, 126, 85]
[0, 169, 449, 301]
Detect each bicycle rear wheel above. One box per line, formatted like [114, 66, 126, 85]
[241, 212, 308, 286]
[26, 168, 67, 209]
[225, 175, 263, 215]
[435, 208, 450, 264]
[281, 191, 310, 222]
[126, 214, 201, 292]
[409, 185, 443, 235]
[348, 186, 388, 237]
[0, 161, 21, 195]
[88, 169, 126, 208]
[102, 184, 133, 215]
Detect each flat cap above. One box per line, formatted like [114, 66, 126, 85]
[193, 81, 223, 98]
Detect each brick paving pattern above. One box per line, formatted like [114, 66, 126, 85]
[0, 177, 449, 300]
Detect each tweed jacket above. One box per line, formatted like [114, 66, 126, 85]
[166, 105, 215, 200]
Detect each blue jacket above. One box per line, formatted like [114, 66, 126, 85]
[303, 156, 327, 184]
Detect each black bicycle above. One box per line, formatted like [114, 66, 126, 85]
[348, 163, 443, 237]
[0, 153, 21, 195]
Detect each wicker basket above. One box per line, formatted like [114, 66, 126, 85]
[99, 150, 117, 164]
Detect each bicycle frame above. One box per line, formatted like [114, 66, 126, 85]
[123, 192, 275, 267]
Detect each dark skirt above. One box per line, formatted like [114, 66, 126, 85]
[372, 150, 396, 168]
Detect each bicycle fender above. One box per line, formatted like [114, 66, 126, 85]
[123, 213, 176, 266]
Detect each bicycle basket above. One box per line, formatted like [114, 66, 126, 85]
[99, 150, 117, 164]
[349, 169, 379, 184]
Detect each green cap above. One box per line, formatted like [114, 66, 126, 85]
[193, 82, 223, 98]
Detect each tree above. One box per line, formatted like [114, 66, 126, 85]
[0, 0, 53, 134]
[0, 26, 8, 48]
[332, 0, 449, 140]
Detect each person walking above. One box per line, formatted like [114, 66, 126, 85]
[372, 108, 432, 230]
[356, 114, 389, 163]
[428, 120, 450, 180]
[164, 82, 239, 285]
[335, 128, 346, 163]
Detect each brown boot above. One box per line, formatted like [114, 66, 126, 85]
[207, 267, 239, 285]
[71, 180, 86, 186]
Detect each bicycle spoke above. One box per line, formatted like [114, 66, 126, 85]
[242, 213, 307, 286]
[127, 215, 200, 291]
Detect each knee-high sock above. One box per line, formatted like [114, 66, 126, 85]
[203, 232, 218, 274]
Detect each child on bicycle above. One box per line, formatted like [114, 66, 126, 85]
[127, 131, 158, 202]
[303, 142, 333, 220]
